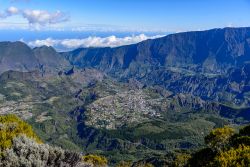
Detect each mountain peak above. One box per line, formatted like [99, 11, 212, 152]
[0, 41, 38, 74]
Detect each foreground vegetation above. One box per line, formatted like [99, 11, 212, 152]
[0, 114, 107, 167]
[1, 114, 250, 167]
[186, 125, 250, 167]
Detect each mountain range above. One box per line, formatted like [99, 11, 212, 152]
[1, 27, 250, 164]
[2, 27, 250, 74]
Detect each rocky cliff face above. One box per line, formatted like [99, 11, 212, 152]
[0, 42, 70, 75]
[60, 27, 250, 107]
[33, 45, 70, 73]
[2, 27, 250, 77]
[64, 27, 250, 75]
[0, 41, 39, 74]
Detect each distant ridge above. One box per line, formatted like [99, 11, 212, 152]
[1, 27, 250, 76]
[63, 27, 250, 76]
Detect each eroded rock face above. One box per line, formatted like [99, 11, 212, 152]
[59, 27, 250, 107]
[64, 27, 250, 75]
[0, 42, 39, 74]
[0, 42, 71, 75]
[1, 28, 250, 107]
[33, 45, 70, 74]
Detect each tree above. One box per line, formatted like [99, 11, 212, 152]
[82, 154, 108, 167]
[212, 145, 250, 167]
[239, 125, 250, 136]
[232, 136, 250, 147]
[205, 126, 234, 151]
[173, 153, 191, 167]
[186, 148, 215, 167]
[188, 124, 250, 167]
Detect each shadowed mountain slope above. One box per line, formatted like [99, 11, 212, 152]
[0, 42, 70, 75]
[64, 27, 250, 75]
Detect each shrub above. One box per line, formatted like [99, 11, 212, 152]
[173, 153, 191, 167]
[0, 136, 82, 167]
[116, 161, 132, 167]
[82, 154, 108, 167]
[205, 126, 234, 151]
[188, 124, 250, 167]
[132, 162, 154, 167]
[232, 136, 250, 147]
[0, 114, 41, 151]
[212, 145, 250, 167]
[239, 125, 250, 136]
[0, 115, 83, 167]
[186, 148, 215, 167]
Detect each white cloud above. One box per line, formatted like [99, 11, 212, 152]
[28, 38, 59, 47]
[6, 6, 19, 15]
[22, 10, 69, 26]
[0, 7, 172, 32]
[0, 6, 69, 28]
[27, 34, 165, 50]
[0, 6, 19, 18]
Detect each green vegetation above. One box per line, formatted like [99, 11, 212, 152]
[186, 124, 250, 167]
[0, 114, 83, 167]
[1, 70, 250, 165]
[205, 126, 235, 151]
[173, 153, 191, 167]
[1, 136, 82, 167]
[213, 145, 250, 167]
[133, 163, 154, 167]
[82, 154, 108, 166]
[115, 161, 133, 167]
[2, 114, 250, 167]
[0, 114, 41, 151]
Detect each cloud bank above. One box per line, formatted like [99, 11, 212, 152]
[0, 6, 69, 28]
[27, 34, 165, 50]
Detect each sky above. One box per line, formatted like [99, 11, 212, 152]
[0, 0, 249, 50]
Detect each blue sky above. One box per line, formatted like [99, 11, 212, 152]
[0, 0, 249, 49]
[1, 0, 250, 31]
